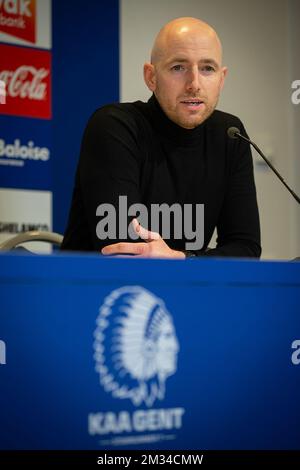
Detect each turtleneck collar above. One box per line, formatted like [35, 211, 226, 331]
[146, 94, 210, 147]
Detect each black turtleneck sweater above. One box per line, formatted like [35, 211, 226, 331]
[61, 95, 261, 257]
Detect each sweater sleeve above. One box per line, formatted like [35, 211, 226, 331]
[61, 105, 144, 251]
[198, 122, 261, 258]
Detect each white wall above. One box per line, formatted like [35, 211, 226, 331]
[121, 0, 300, 260]
[288, 0, 300, 260]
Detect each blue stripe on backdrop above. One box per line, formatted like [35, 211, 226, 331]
[52, 0, 119, 235]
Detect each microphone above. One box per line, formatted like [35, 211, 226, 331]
[227, 127, 300, 204]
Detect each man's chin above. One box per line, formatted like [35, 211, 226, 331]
[177, 117, 206, 129]
[179, 109, 214, 129]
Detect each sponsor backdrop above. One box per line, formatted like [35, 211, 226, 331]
[0, 0, 119, 249]
[0, 0, 52, 251]
[0, 187, 51, 252]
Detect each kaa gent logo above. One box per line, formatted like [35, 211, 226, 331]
[93, 286, 179, 407]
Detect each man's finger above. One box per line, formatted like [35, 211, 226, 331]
[101, 242, 146, 255]
[132, 218, 160, 242]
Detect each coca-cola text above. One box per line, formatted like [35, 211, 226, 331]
[0, 66, 48, 100]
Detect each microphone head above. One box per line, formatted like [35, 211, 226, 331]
[227, 126, 240, 139]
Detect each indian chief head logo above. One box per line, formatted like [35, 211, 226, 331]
[93, 286, 179, 407]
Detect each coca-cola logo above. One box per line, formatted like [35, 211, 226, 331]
[0, 66, 48, 100]
[0, 44, 51, 119]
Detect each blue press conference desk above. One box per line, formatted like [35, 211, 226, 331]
[0, 252, 299, 450]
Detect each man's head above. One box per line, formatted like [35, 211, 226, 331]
[144, 17, 227, 129]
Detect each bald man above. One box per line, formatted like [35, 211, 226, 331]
[145, 17, 226, 129]
[62, 18, 261, 258]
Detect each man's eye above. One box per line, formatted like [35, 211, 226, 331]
[202, 65, 215, 73]
[171, 65, 184, 71]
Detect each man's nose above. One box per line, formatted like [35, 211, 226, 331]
[186, 67, 201, 93]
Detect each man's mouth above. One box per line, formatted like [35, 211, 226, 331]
[180, 99, 204, 108]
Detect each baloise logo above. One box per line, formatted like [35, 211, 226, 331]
[93, 286, 179, 407]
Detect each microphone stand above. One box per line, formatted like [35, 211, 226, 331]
[235, 131, 300, 204]
[228, 127, 300, 260]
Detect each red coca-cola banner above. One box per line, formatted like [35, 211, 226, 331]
[0, 43, 51, 119]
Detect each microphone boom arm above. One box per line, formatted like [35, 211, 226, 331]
[235, 131, 300, 204]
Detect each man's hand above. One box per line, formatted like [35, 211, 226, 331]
[101, 218, 185, 259]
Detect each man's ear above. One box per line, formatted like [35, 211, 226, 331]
[143, 62, 156, 92]
[219, 66, 228, 91]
